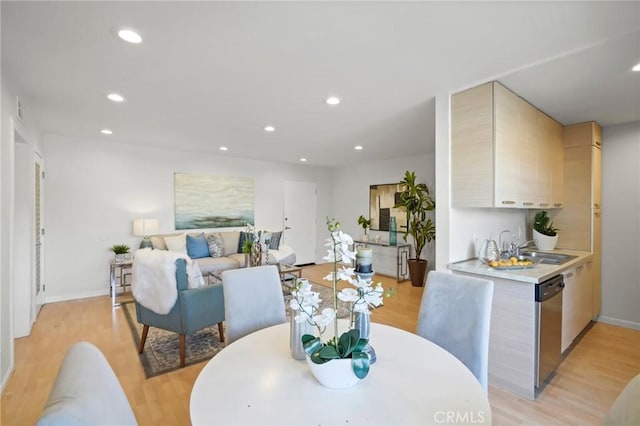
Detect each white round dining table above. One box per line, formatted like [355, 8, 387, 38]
[190, 321, 492, 425]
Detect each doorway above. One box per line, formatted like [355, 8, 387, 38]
[12, 126, 42, 337]
[283, 181, 317, 265]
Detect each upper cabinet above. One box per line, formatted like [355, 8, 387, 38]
[452, 81, 564, 208]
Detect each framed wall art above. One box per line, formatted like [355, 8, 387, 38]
[174, 173, 254, 230]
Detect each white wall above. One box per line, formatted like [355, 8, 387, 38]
[42, 134, 334, 301]
[332, 153, 436, 268]
[600, 121, 640, 329]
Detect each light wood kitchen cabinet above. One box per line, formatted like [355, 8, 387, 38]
[452, 81, 564, 208]
[554, 121, 602, 317]
[561, 261, 593, 353]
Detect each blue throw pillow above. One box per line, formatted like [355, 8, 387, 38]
[269, 231, 282, 250]
[186, 233, 210, 259]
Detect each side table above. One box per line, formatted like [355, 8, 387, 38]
[110, 259, 133, 306]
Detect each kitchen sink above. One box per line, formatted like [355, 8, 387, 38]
[519, 251, 577, 265]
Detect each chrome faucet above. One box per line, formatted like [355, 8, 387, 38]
[499, 230, 512, 257]
[515, 239, 536, 256]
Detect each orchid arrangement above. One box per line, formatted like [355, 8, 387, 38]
[289, 217, 393, 379]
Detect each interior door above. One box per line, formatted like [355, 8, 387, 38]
[283, 181, 317, 265]
[34, 155, 45, 312]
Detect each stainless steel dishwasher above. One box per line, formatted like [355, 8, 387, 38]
[535, 274, 564, 387]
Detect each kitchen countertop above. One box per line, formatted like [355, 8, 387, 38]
[448, 249, 593, 283]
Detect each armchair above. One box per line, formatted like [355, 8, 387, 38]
[135, 258, 225, 367]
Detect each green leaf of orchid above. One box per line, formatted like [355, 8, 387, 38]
[354, 337, 369, 353]
[351, 351, 370, 379]
[318, 345, 340, 360]
[302, 335, 322, 356]
[337, 329, 360, 357]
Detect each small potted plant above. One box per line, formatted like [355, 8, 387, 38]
[110, 244, 130, 264]
[357, 214, 371, 241]
[533, 210, 559, 251]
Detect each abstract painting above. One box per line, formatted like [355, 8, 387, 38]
[174, 173, 254, 230]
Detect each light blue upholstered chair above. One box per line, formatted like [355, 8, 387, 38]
[37, 341, 137, 426]
[221, 264, 287, 344]
[135, 259, 225, 367]
[416, 271, 494, 393]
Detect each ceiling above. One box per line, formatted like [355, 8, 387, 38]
[2, 1, 639, 167]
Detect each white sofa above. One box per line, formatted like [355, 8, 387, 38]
[149, 231, 296, 275]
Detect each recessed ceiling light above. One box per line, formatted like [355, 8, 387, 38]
[354, 145, 364, 151]
[107, 93, 125, 102]
[632, 62, 640, 72]
[299, 158, 307, 163]
[219, 146, 228, 151]
[264, 125, 275, 132]
[325, 96, 341, 105]
[117, 28, 142, 44]
[100, 129, 113, 135]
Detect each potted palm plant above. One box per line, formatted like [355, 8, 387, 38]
[395, 171, 436, 287]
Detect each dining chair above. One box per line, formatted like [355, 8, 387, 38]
[221, 264, 287, 344]
[602, 373, 640, 425]
[416, 271, 494, 393]
[36, 341, 137, 426]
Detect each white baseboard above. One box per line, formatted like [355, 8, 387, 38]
[1, 360, 14, 396]
[596, 315, 640, 331]
[45, 289, 109, 304]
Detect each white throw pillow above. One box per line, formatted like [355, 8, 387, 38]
[164, 233, 187, 255]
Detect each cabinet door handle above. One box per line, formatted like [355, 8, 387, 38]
[553, 203, 563, 207]
[594, 203, 600, 209]
[565, 272, 574, 279]
[595, 140, 601, 147]
[501, 200, 516, 205]
[522, 202, 534, 206]
[576, 265, 584, 272]
[539, 203, 549, 207]
[594, 211, 601, 217]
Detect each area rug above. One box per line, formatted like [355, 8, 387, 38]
[122, 281, 350, 378]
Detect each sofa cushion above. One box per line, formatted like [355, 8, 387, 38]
[151, 235, 167, 250]
[206, 233, 225, 258]
[219, 232, 240, 256]
[269, 231, 282, 250]
[164, 233, 187, 254]
[195, 256, 241, 275]
[186, 233, 210, 259]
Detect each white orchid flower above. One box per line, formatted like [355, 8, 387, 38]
[337, 288, 360, 303]
[312, 308, 335, 327]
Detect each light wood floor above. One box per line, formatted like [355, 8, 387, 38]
[2, 263, 639, 425]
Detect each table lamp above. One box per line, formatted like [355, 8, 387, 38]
[132, 219, 159, 249]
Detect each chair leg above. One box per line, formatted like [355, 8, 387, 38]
[180, 334, 186, 367]
[218, 322, 225, 342]
[138, 325, 149, 354]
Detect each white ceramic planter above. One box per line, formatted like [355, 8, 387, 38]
[533, 229, 559, 251]
[305, 357, 360, 389]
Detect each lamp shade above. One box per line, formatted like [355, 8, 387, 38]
[132, 219, 159, 237]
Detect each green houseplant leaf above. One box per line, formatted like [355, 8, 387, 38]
[395, 171, 436, 261]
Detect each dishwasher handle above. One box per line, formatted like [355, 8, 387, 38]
[535, 275, 564, 302]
